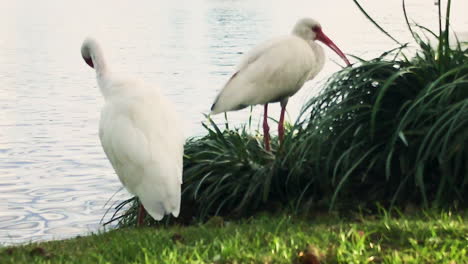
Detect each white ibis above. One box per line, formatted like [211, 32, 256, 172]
[210, 18, 351, 151]
[81, 38, 184, 226]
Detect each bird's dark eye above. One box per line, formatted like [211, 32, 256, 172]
[312, 26, 320, 32]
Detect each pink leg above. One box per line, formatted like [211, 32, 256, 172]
[263, 104, 271, 151]
[137, 203, 146, 227]
[278, 105, 286, 144]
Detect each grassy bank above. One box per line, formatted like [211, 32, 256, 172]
[2, 210, 467, 263]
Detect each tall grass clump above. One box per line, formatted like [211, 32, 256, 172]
[181, 119, 279, 219]
[107, 0, 467, 226]
[285, 0, 467, 209]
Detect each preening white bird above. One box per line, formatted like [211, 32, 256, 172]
[81, 38, 184, 226]
[210, 18, 351, 151]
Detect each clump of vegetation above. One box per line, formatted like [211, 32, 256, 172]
[285, 0, 467, 209]
[107, 0, 467, 227]
[182, 120, 277, 218]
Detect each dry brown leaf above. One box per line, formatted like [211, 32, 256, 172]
[171, 233, 184, 243]
[295, 244, 322, 264]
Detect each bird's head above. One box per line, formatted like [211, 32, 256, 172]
[81, 37, 99, 69]
[293, 18, 322, 41]
[293, 18, 351, 66]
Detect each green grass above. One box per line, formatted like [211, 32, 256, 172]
[2, 210, 467, 263]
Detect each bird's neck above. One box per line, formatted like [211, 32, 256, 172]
[93, 51, 113, 99]
[97, 72, 127, 100]
[308, 41, 326, 80]
[91, 45, 109, 78]
[310, 41, 325, 60]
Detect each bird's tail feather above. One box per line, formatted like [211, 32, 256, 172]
[134, 164, 181, 221]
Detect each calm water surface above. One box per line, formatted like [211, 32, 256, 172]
[1, 0, 467, 245]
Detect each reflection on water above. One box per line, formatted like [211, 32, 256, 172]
[0, 0, 467, 245]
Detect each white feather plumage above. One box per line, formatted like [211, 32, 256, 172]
[209, 18, 350, 151]
[211, 35, 322, 114]
[210, 18, 331, 114]
[81, 38, 184, 220]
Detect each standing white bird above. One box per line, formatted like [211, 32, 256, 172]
[210, 18, 351, 151]
[81, 38, 184, 226]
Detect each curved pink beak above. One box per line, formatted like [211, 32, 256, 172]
[315, 28, 351, 66]
[84, 56, 94, 68]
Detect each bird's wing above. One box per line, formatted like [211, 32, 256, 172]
[99, 90, 184, 219]
[99, 104, 152, 192]
[211, 36, 316, 114]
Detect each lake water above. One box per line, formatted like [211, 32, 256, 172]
[1, 0, 467, 245]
